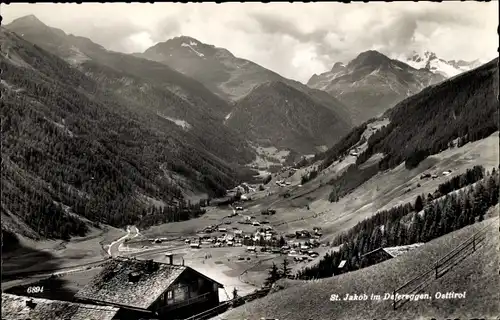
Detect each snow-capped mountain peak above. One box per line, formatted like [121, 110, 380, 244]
[397, 50, 482, 78]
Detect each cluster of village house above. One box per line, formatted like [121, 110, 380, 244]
[3, 256, 227, 320]
[177, 223, 324, 263]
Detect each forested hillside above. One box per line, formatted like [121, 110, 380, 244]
[5, 16, 256, 166]
[0, 29, 253, 239]
[356, 58, 499, 171]
[298, 165, 499, 279]
[297, 58, 498, 200]
[227, 81, 352, 154]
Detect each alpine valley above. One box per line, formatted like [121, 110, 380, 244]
[1, 11, 498, 320]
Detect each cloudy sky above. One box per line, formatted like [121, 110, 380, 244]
[2, 2, 498, 82]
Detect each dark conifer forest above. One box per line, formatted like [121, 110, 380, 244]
[297, 165, 499, 279]
[0, 29, 252, 239]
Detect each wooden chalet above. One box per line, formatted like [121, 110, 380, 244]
[360, 243, 425, 267]
[74, 256, 224, 320]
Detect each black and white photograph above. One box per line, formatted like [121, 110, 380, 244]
[1, 2, 499, 320]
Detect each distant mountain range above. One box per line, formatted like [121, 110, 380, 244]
[139, 35, 281, 101]
[315, 56, 498, 176]
[307, 50, 446, 124]
[138, 35, 355, 154]
[307, 49, 485, 124]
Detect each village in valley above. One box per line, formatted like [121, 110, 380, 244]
[1, 3, 499, 320]
[3, 128, 499, 320]
[117, 170, 333, 295]
[2, 173, 341, 320]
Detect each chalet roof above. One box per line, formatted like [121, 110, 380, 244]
[74, 257, 223, 310]
[360, 247, 389, 258]
[361, 243, 425, 259]
[75, 257, 186, 310]
[382, 243, 424, 257]
[1, 293, 119, 320]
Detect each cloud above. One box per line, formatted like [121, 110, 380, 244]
[73, 21, 148, 53]
[249, 12, 331, 44]
[2, 2, 498, 82]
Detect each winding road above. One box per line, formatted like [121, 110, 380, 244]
[3, 184, 313, 290]
[107, 225, 140, 257]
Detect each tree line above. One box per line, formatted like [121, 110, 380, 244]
[136, 200, 208, 229]
[297, 165, 499, 280]
[240, 235, 287, 248]
[293, 122, 369, 170]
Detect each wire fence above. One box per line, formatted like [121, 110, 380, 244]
[392, 222, 492, 310]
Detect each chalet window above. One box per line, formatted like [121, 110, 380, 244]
[167, 290, 173, 299]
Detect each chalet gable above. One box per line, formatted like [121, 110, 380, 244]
[361, 243, 425, 259]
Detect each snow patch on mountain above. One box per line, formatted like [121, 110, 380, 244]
[393, 64, 403, 71]
[367, 66, 382, 78]
[396, 50, 482, 78]
[223, 111, 233, 125]
[181, 42, 205, 58]
[157, 112, 192, 130]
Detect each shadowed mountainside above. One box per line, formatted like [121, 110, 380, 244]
[308, 50, 446, 124]
[1, 26, 256, 239]
[226, 81, 353, 154]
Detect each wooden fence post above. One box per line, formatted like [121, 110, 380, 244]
[473, 235, 476, 251]
[435, 263, 438, 279]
